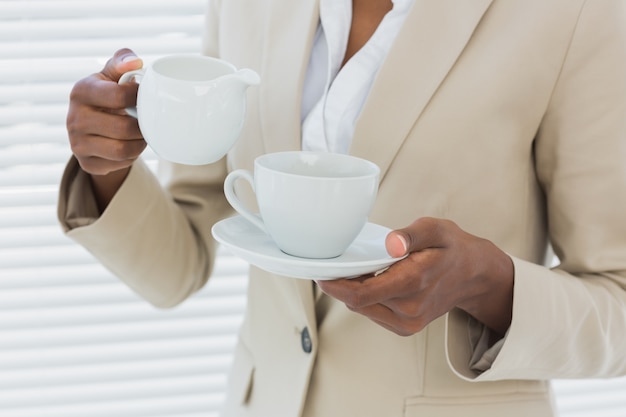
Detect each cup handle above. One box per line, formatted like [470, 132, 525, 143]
[118, 69, 145, 118]
[224, 169, 266, 232]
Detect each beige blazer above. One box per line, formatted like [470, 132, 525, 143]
[59, 0, 626, 416]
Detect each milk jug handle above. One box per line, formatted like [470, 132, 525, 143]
[118, 69, 145, 118]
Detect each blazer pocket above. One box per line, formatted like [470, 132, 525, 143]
[229, 341, 255, 406]
[404, 392, 554, 417]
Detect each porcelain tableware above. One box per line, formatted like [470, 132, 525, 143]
[223, 151, 380, 259]
[119, 54, 260, 165]
[212, 215, 400, 279]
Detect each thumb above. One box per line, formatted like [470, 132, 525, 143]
[385, 231, 409, 258]
[102, 48, 143, 82]
[385, 217, 446, 258]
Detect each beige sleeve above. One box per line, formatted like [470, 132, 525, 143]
[57, 1, 234, 308]
[446, 0, 626, 381]
[58, 155, 233, 308]
[58, 160, 101, 230]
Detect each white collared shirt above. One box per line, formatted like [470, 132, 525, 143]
[301, 0, 413, 154]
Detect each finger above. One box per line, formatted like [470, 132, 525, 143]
[68, 103, 143, 141]
[74, 135, 147, 163]
[102, 48, 143, 83]
[370, 318, 403, 335]
[78, 155, 138, 177]
[351, 303, 426, 337]
[317, 270, 413, 309]
[385, 217, 452, 258]
[69, 49, 142, 111]
[70, 74, 140, 110]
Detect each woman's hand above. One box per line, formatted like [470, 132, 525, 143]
[66, 48, 147, 211]
[317, 217, 514, 337]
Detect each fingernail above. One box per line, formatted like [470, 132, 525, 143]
[397, 234, 408, 254]
[122, 55, 139, 63]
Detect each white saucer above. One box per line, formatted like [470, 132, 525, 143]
[211, 215, 403, 280]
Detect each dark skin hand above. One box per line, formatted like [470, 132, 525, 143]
[66, 48, 146, 213]
[317, 217, 514, 337]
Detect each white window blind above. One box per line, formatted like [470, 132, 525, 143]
[0, 1, 248, 417]
[0, 1, 624, 417]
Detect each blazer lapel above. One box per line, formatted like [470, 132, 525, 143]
[350, 0, 494, 181]
[259, 0, 320, 154]
[258, 1, 321, 331]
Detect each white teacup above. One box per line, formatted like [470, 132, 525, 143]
[224, 151, 380, 259]
[119, 54, 260, 165]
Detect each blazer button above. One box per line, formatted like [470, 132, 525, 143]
[301, 327, 312, 353]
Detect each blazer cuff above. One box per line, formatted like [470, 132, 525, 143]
[446, 255, 547, 381]
[58, 157, 154, 232]
[62, 157, 162, 246]
[57, 156, 100, 231]
[445, 308, 508, 381]
[446, 256, 567, 382]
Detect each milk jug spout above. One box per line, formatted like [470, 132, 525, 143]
[236, 68, 261, 86]
[222, 68, 261, 89]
